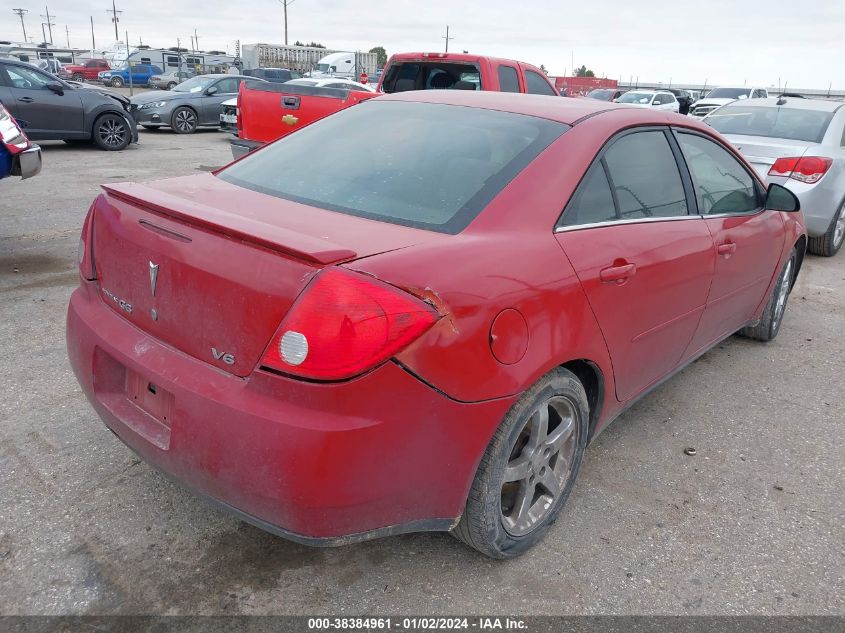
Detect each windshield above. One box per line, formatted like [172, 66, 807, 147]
[617, 92, 653, 104]
[707, 88, 752, 99]
[218, 101, 567, 233]
[586, 89, 614, 100]
[706, 105, 834, 143]
[314, 63, 330, 72]
[173, 76, 216, 93]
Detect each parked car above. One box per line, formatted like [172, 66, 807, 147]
[149, 69, 195, 91]
[0, 101, 41, 180]
[131, 74, 264, 134]
[0, 58, 138, 150]
[242, 68, 301, 83]
[285, 77, 376, 92]
[98, 64, 163, 88]
[585, 88, 626, 102]
[232, 51, 560, 158]
[58, 58, 110, 82]
[615, 90, 679, 112]
[658, 87, 694, 115]
[219, 97, 237, 132]
[689, 86, 769, 118]
[705, 96, 845, 256]
[67, 91, 805, 559]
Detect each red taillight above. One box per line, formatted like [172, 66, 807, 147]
[261, 267, 438, 380]
[769, 156, 832, 184]
[78, 201, 96, 280]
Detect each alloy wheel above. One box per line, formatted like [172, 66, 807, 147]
[834, 203, 845, 249]
[772, 258, 793, 331]
[500, 396, 579, 537]
[174, 109, 197, 133]
[98, 117, 127, 148]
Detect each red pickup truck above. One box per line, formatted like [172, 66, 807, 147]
[230, 52, 558, 159]
[58, 58, 110, 82]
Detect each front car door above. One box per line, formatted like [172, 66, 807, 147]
[675, 129, 785, 355]
[555, 128, 715, 402]
[199, 77, 241, 124]
[0, 63, 82, 138]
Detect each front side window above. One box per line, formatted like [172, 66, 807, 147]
[498, 65, 520, 93]
[677, 133, 759, 215]
[219, 101, 567, 234]
[525, 70, 556, 96]
[561, 130, 688, 227]
[4, 64, 52, 89]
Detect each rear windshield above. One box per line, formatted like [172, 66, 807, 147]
[706, 87, 752, 99]
[218, 101, 566, 233]
[706, 105, 834, 143]
[381, 61, 482, 93]
[586, 89, 614, 100]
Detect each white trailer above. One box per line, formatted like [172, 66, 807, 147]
[241, 43, 377, 77]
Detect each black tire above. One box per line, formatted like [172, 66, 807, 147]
[92, 113, 132, 151]
[167, 82, 177, 90]
[171, 106, 198, 134]
[739, 250, 796, 342]
[110, 76, 124, 87]
[453, 368, 589, 559]
[72, 73, 84, 81]
[807, 200, 845, 257]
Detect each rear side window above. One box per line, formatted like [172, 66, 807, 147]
[677, 133, 759, 215]
[525, 70, 556, 96]
[561, 130, 688, 227]
[498, 65, 520, 93]
[219, 101, 567, 234]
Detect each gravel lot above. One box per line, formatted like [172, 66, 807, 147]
[1, 129, 843, 615]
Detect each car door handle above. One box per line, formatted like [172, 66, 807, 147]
[717, 242, 737, 257]
[600, 262, 636, 284]
[18, 96, 34, 103]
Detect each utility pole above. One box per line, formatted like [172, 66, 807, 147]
[65, 25, 70, 47]
[40, 5, 55, 44]
[278, 0, 296, 46]
[442, 25, 454, 52]
[41, 23, 47, 46]
[12, 8, 28, 42]
[107, 0, 122, 41]
[90, 16, 95, 51]
[125, 30, 133, 96]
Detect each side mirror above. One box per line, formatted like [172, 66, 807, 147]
[205, 86, 218, 95]
[46, 81, 64, 95]
[765, 183, 800, 212]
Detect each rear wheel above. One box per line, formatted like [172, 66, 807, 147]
[92, 113, 131, 151]
[739, 251, 796, 342]
[171, 106, 198, 134]
[109, 76, 124, 87]
[807, 200, 845, 257]
[453, 368, 588, 558]
[167, 82, 177, 90]
[72, 73, 84, 81]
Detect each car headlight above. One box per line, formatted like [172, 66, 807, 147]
[140, 101, 169, 110]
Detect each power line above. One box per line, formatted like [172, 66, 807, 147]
[12, 8, 28, 41]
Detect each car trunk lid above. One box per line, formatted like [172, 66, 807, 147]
[92, 173, 437, 377]
[723, 134, 814, 177]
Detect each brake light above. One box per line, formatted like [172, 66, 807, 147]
[78, 201, 96, 280]
[261, 267, 438, 380]
[769, 156, 832, 184]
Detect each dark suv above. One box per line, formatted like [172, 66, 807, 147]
[241, 68, 301, 83]
[0, 58, 137, 150]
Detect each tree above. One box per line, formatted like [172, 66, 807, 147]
[294, 40, 326, 48]
[369, 46, 387, 68]
[574, 65, 595, 78]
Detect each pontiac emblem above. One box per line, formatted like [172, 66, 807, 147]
[281, 114, 299, 126]
[149, 261, 159, 296]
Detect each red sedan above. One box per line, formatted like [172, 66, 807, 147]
[67, 91, 806, 558]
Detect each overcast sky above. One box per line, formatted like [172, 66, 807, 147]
[4, 0, 843, 89]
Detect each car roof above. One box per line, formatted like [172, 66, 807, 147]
[719, 96, 845, 113]
[375, 90, 702, 126]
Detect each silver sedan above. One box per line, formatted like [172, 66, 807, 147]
[704, 97, 845, 256]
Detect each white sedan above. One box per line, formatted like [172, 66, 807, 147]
[615, 90, 680, 113]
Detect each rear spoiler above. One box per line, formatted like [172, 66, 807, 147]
[101, 182, 357, 265]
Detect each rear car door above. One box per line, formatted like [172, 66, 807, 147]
[555, 128, 715, 402]
[0, 63, 83, 138]
[675, 130, 785, 354]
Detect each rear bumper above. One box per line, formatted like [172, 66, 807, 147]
[66, 279, 514, 543]
[769, 176, 843, 237]
[13, 145, 42, 179]
[230, 138, 264, 160]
